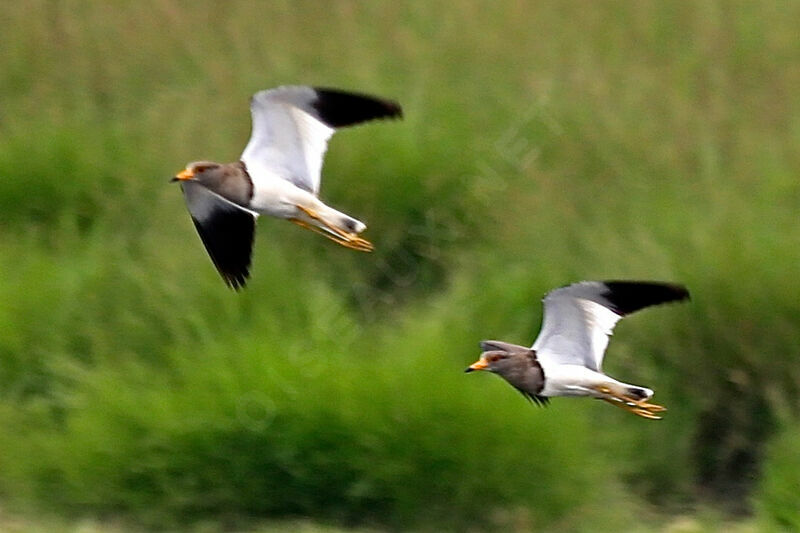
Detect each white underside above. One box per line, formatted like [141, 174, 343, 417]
[248, 170, 366, 233]
[539, 363, 653, 400]
[249, 173, 319, 218]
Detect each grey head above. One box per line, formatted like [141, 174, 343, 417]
[464, 350, 519, 374]
[465, 341, 549, 406]
[172, 160, 253, 206]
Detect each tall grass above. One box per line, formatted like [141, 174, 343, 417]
[1, 1, 799, 530]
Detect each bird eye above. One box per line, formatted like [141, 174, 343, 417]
[193, 163, 219, 173]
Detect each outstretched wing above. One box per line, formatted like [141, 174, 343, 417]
[181, 181, 259, 290]
[531, 281, 689, 371]
[240, 86, 402, 196]
[479, 340, 531, 353]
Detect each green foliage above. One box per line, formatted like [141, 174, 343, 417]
[1, 1, 799, 531]
[0, 279, 632, 530]
[755, 422, 800, 531]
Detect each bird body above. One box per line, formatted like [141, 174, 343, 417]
[538, 364, 652, 400]
[173, 86, 402, 288]
[467, 280, 690, 419]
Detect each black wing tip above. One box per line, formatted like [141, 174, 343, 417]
[600, 280, 690, 315]
[214, 258, 252, 291]
[222, 270, 250, 291]
[190, 212, 255, 291]
[527, 392, 550, 407]
[212, 247, 253, 291]
[513, 386, 549, 407]
[311, 87, 403, 127]
[532, 394, 550, 407]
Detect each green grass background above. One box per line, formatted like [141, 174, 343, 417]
[1, 1, 799, 531]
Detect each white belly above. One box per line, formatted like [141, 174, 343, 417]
[539, 364, 620, 398]
[249, 171, 319, 219]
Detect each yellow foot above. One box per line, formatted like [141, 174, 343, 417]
[295, 204, 322, 223]
[290, 206, 374, 252]
[595, 386, 667, 420]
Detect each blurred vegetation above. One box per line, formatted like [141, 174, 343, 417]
[1, 1, 799, 531]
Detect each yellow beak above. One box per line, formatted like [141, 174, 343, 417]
[465, 359, 489, 373]
[172, 168, 195, 181]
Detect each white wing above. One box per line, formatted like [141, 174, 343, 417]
[241, 86, 333, 196]
[240, 86, 401, 196]
[532, 282, 621, 371]
[531, 281, 689, 371]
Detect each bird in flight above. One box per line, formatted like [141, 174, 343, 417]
[465, 280, 690, 419]
[172, 85, 402, 289]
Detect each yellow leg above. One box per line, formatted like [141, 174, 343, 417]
[594, 386, 667, 420]
[290, 205, 374, 252]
